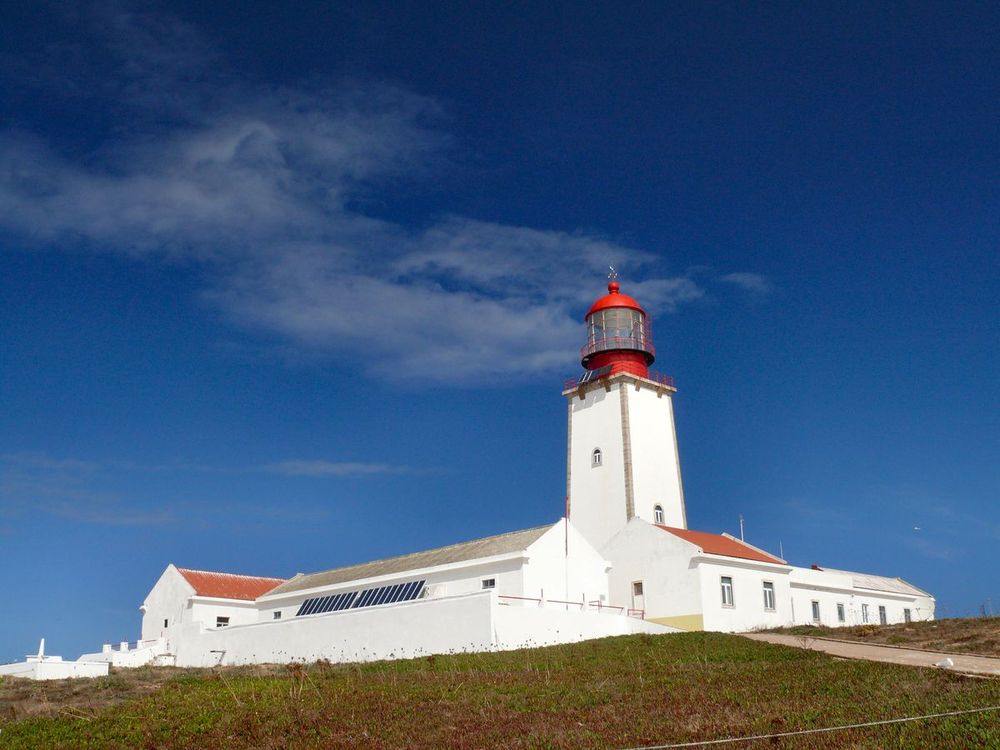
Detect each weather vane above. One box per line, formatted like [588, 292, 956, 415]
[608, 265, 618, 281]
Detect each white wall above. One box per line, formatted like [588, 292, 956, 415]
[167, 591, 675, 668]
[190, 598, 260, 629]
[521, 520, 610, 604]
[697, 558, 793, 633]
[567, 376, 686, 554]
[140, 565, 196, 640]
[492, 600, 673, 651]
[602, 519, 702, 625]
[567, 382, 629, 552]
[626, 384, 686, 529]
[0, 659, 109, 681]
[174, 592, 496, 667]
[788, 568, 935, 627]
[256, 556, 528, 622]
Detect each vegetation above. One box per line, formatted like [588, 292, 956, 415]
[766, 617, 1000, 657]
[1, 632, 998, 749]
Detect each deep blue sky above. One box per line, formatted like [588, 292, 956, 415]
[1, 2, 997, 661]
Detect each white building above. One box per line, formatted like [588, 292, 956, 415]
[75, 274, 933, 670]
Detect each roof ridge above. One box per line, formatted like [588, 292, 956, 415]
[720, 532, 786, 563]
[654, 525, 784, 565]
[315, 523, 555, 572]
[176, 567, 284, 581]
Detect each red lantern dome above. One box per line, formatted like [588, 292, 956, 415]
[580, 277, 655, 378]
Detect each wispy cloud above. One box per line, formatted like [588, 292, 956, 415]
[0, 7, 759, 384]
[261, 460, 407, 477]
[903, 535, 954, 561]
[718, 272, 772, 295]
[0, 452, 99, 472]
[0, 452, 172, 527]
[0, 451, 416, 528]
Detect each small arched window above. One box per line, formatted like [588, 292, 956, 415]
[591, 448, 603, 467]
[653, 504, 664, 524]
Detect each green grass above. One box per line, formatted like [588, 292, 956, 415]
[1, 632, 998, 748]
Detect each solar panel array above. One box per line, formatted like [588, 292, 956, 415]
[295, 580, 426, 617]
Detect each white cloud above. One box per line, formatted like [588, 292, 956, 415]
[718, 272, 772, 295]
[262, 460, 406, 477]
[0, 7, 755, 384]
[0, 451, 171, 526]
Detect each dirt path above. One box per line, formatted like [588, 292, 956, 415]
[743, 633, 1000, 677]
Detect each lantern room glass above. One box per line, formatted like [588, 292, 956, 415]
[587, 308, 647, 351]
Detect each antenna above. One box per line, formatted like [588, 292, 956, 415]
[608, 265, 618, 281]
[739, 513, 745, 542]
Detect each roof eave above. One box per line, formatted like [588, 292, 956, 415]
[693, 552, 791, 569]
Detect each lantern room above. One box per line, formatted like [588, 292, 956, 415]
[580, 276, 656, 378]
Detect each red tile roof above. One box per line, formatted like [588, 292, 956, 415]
[177, 568, 286, 601]
[656, 526, 785, 564]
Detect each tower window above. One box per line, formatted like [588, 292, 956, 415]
[653, 505, 664, 524]
[216, 616, 230, 628]
[591, 448, 603, 467]
[482, 578, 496, 590]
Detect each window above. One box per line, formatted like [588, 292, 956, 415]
[216, 616, 230, 628]
[273, 611, 282, 620]
[904, 608, 912, 623]
[482, 578, 496, 590]
[878, 605, 887, 625]
[837, 603, 846, 623]
[762, 581, 775, 611]
[632, 581, 644, 597]
[811, 600, 820, 623]
[163, 618, 168, 628]
[721, 576, 734, 607]
[653, 504, 664, 524]
[862, 603, 870, 623]
[592, 448, 603, 467]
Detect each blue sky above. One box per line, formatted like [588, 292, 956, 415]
[1, 2, 997, 661]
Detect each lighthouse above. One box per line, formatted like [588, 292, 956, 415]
[564, 272, 687, 552]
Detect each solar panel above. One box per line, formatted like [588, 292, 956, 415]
[295, 580, 427, 617]
[578, 365, 612, 385]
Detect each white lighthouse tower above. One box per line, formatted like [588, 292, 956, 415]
[564, 272, 687, 552]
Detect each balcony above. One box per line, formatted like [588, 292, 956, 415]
[580, 334, 656, 362]
[563, 369, 675, 391]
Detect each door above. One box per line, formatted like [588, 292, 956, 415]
[631, 581, 645, 612]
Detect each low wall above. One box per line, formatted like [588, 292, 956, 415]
[493, 602, 672, 651]
[173, 591, 496, 667]
[104, 592, 677, 669]
[0, 660, 109, 681]
[79, 639, 170, 668]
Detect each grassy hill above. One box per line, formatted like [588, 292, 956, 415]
[1, 631, 998, 749]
